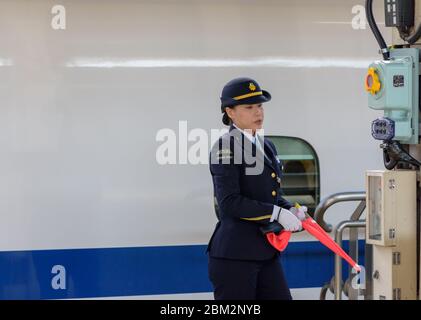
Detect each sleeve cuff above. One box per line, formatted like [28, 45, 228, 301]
[270, 205, 281, 222]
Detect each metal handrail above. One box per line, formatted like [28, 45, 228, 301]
[314, 191, 366, 232]
[314, 191, 367, 300]
[319, 283, 331, 300]
[334, 220, 366, 300]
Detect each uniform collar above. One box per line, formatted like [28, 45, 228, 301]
[230, 123, 276, 171]
[232, 123, 261, 144]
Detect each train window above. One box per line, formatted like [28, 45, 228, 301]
[266, 136, 320, 215]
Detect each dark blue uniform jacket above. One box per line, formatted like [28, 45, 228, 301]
[207, 125, 293, 261]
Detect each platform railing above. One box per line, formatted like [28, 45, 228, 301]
[314, 192, 366, 300]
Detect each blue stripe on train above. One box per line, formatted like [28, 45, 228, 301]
[0, 241, 364, 299]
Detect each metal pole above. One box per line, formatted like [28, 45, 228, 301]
[314, 192, 365, 232]
[334, 220, 366, 300]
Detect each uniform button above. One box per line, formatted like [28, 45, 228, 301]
[272, 191, 276, 197]
[271, 172, 276, 178]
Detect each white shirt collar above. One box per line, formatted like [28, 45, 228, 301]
[233, 123, 257, 143]
[233, 124, 268, 157]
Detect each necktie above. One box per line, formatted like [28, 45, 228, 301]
[254, 136, 270, 161]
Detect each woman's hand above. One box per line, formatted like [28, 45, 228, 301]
[276, 208, 302, 232]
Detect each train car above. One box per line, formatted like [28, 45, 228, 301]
[0, 0, 387, 299]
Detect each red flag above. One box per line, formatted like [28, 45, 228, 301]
[302, 217, 361, 273]
[266, 231, 291, 252]
[264, 204, 361, 273]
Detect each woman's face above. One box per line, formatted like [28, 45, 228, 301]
[226, 103, 264, 133]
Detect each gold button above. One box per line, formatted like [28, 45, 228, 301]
[271, 172, 276, 178]
[272, 191, 276, 197]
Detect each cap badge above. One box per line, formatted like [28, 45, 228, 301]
[249, 82, 256, 91]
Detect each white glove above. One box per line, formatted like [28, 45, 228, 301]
[290, 205, 307, 221]
[276, 208, 302, 232]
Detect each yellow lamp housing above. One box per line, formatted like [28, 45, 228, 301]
[365, 67, 381, 95]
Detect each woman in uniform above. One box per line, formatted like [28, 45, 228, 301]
[207, 77, 307, 300]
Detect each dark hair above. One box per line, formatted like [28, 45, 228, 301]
[222, 106, 234, 126]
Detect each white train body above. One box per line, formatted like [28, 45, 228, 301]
[0, 0, 386, 299]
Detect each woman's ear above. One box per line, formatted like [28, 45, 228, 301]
[225, 107, 235, 121]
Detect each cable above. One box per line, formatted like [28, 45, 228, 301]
[365, 0, 390, 59]
[403, 23, 421, 44]
[382, 140, 421, 170]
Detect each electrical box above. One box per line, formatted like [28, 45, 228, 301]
[366, 170, 417, 299]
[366, 48, 419, 144]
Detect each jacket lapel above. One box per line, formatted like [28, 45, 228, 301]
[258, 135, 278, 171]
[230, 125, 277, 172]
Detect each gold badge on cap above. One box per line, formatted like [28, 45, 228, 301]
[249, 82, 256, 91]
